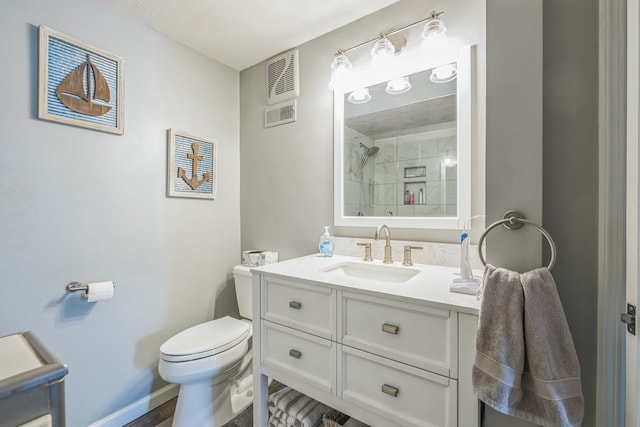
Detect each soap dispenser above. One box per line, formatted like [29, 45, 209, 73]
[319, 226, 335, 257]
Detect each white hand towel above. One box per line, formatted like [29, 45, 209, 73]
[472, 265, 584, 427]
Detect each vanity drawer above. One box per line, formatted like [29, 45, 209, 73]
[339, 292, 457, 378]
[261, 277, 335, 339]
[261, 320, 335, 394]
[339, 345, 457, 427]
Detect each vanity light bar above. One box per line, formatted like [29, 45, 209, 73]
[329, 11, 446, 92]
[333, 11, 445, 57]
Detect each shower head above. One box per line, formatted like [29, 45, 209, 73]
[360, 143, 379, 169]
[360, 142, 380, 157]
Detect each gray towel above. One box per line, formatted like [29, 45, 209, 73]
[268, 386, 328, 427]
[473, 265, 584, 427]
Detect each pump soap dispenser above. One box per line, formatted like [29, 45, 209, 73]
[319, 226, 335, 257]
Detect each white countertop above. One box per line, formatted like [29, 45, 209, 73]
[252, 254, 481, 315]
[0, 334, 43, 381]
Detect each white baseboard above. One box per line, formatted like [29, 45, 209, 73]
[88, 384, 179, 427]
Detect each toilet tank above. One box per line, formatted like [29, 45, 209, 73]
[233, 265, 253, 320]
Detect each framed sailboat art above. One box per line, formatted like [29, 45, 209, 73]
[38, 25, 124, 134]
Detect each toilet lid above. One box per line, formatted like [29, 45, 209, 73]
[160, 316, 250, 362]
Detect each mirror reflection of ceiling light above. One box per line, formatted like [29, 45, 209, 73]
[430, 63, 457, 83]
[444, 153, 457, 166]
[347, 88, 372, 104]
[328, 10, 447, 92]
[386, 76, 412, 94]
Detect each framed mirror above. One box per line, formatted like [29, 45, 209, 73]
[334, 45, 473, 229]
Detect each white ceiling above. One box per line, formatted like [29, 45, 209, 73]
[100, 0, 399, 71]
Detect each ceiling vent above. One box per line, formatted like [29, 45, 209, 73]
[267, 49, 299, 105]
[264, 100, 296, 128]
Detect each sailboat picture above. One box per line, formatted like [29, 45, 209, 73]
[38, 25, 124, 134]
[56, 54, 112, 117]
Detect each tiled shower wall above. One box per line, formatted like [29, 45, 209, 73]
[344, 127, 375, 216]
[344, 123, 457, 217]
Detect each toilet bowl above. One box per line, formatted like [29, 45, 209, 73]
[158, 265, 255, 427]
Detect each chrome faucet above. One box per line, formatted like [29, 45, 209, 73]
[374, 224, 393, 264]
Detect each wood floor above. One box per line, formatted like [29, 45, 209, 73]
[124, 382, 285, 427]
[123, 398, 176, 427]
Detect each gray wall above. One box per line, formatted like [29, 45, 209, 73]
[241, 0, 599, 426]
[0, 1, 241, 425]
[0, 0, 600, 425]
[484, 1, 543, 425]
[240, 0, 486, 258]
[543, 0, 599, 425]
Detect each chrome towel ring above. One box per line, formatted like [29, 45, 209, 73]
[477, 210, 557, 270]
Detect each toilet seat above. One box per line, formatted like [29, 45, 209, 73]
[160, 316, 250, 363]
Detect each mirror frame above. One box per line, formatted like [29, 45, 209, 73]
[333, 45, 474, 229]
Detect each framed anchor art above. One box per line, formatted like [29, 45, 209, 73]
[38, 25, 124, 134]
[167, 129, 217, 200]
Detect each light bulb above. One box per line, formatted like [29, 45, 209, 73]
[329, 52, 352, 91]
[347, 88, 372, 104]
[371, 36, 395, 68]
[430, 63, 457, 83]
[386, 76, 411, 94]
[444, 153, 457, 166]
[421, 11, 447, 41]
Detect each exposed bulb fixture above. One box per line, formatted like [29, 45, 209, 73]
[421, 11, 447, 41]
[329, 10, 448, 91]
[430, 63, 457, 83]
[370, 35, 395, 68]
[348, 88, 372, 104]
[329, 51, 352, 91]
[386, 76, 411, 94]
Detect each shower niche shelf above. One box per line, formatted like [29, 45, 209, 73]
[404, 166, 426, 179]
[403, 181, 426, 205]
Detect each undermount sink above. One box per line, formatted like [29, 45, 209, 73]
[320, 261, 420, 283]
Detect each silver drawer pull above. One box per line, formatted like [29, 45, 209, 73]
[289, 301, 302, 309]
[382, 323, 399, 334]
[289, 349, 302, 359]
[381, 384, 399, 397]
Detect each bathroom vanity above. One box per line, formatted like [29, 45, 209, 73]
[251, 254, 480, 427]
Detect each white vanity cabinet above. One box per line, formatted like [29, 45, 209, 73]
[260, 277, 337, 394]
[251, 255, 481, 427]
[338, 292, 459, 427]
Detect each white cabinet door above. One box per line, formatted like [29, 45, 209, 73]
[339, 345, 457, 427]
[339, 291, 457, 378]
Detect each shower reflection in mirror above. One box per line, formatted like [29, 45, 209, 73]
[342, 65, 458, 218]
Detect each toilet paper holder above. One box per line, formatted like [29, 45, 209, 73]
[66, 281, 115, 292]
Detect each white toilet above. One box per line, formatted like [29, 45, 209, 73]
[158, 265, 254, 427]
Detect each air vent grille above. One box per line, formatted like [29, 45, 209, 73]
[267, 49, 299, 105]
[264, 101, 296, 128]
[268, 58, 286, 95]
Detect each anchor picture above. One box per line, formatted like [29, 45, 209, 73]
[167, 129, 217, 200]
[178, 142, 211, 190]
